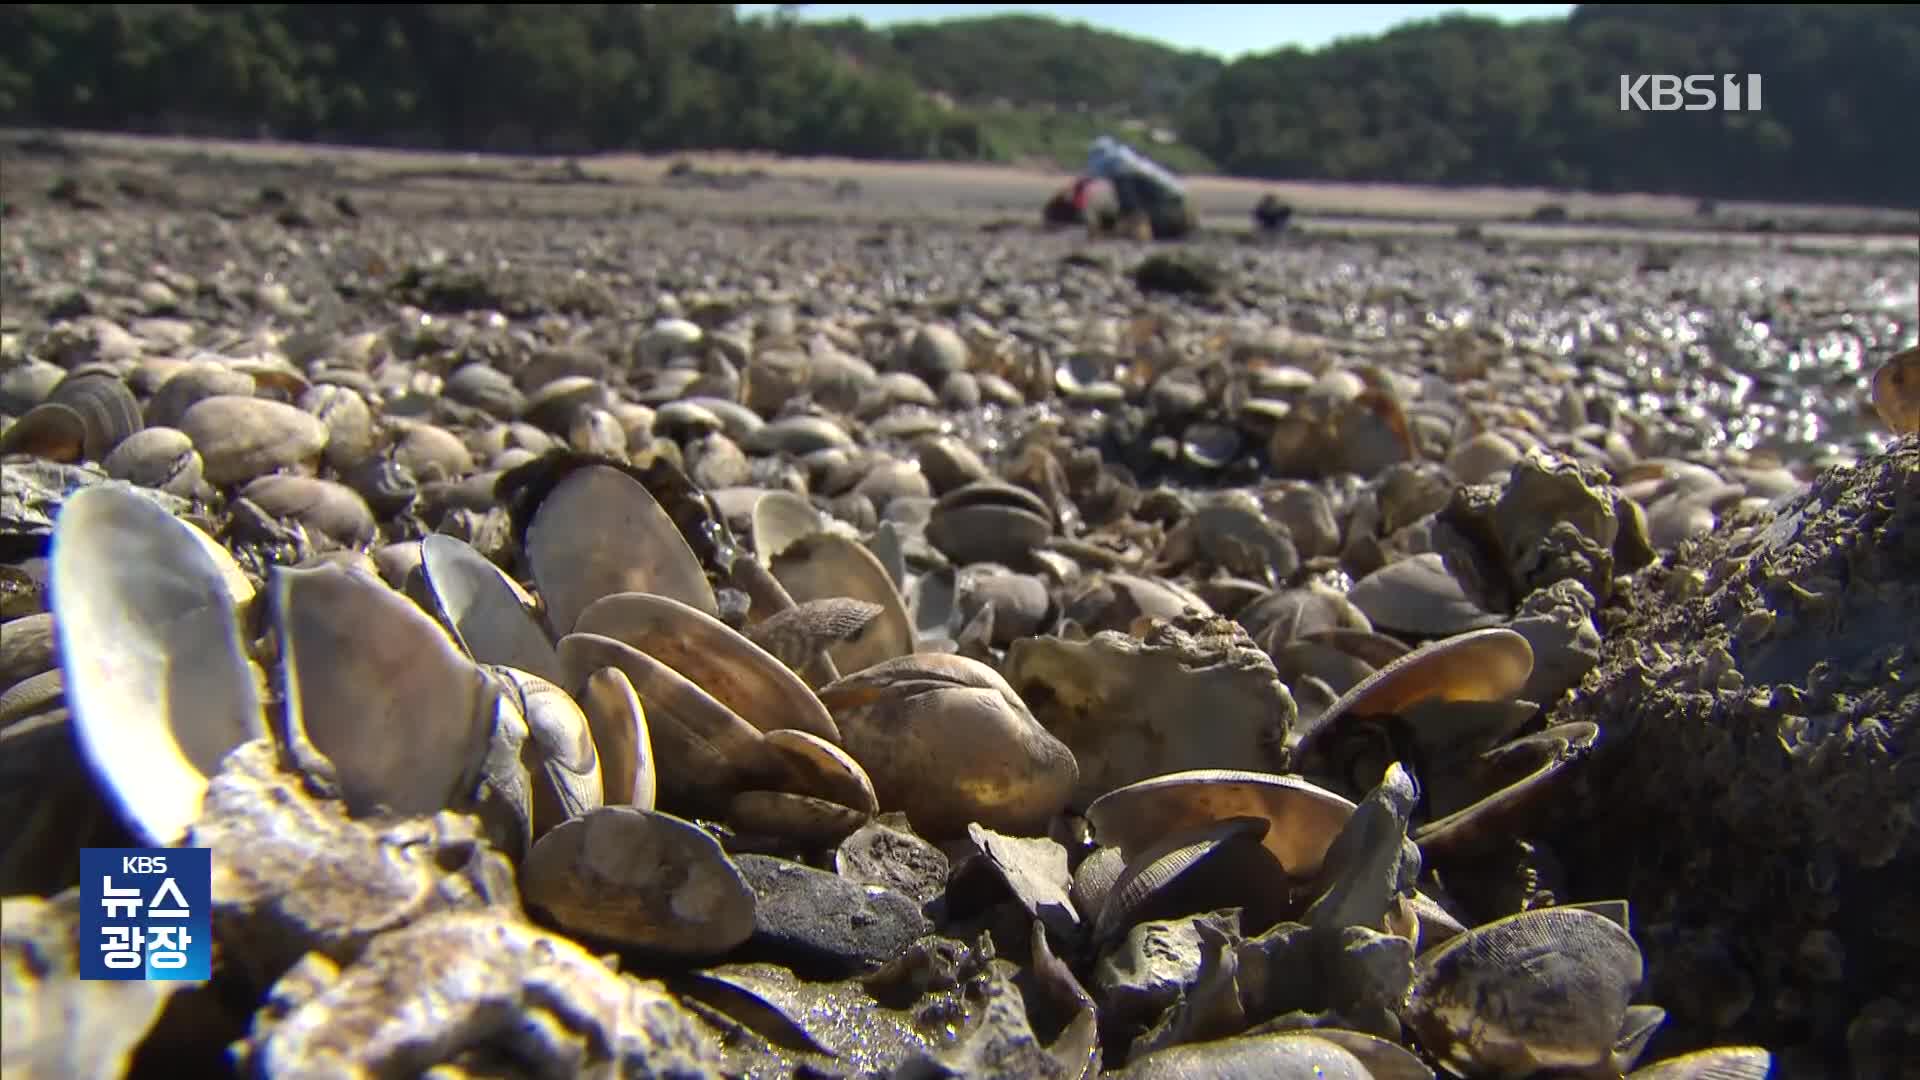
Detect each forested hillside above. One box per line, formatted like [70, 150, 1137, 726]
[1, 4, 1914, 206]
[1181, 4, 1919, 206]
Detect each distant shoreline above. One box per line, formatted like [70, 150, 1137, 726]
[6, 129, 1916, 252]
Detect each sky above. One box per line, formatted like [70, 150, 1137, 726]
[734, 4, 1577, 59]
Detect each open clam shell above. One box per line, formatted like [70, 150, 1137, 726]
[524, 463, 718, 637]
[0, 371, 143, 464]
[1085, 769, 1357, 879]
[751, 490, 825, 565]
[490, 666, 604, 838]
[556, 632, 779, 816]
[421, 533, 564, 686]
[273, 563, 496, 818]
[573, 591, 840, 744]
[50, 485, 265, 845]
[1094, 815, 1295, 942]
[578, 665, 654, 810]
[1412, 721, 1598, 856]
[1292, 627, 1534, 759]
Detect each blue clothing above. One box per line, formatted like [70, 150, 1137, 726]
[1085, 136, 1186, 198]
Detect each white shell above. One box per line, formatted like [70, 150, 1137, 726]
[51, 485, 265, 845]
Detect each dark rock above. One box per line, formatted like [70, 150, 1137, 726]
[734, 854, 931, 978]
[1132, 253, 1223, 298]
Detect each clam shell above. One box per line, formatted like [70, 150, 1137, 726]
[147, 362, 255, 430]
[1304, 1030, 1437, 1080]
[818, 652, 1078, 841]
[50, 485, 264, 845]
[764, 728, 877, 814]
[574, 591, 840, 744]
[420, 533, 565, 686]
[768, 533, 915, 676]
[178, 395, 329, 487]
[1085, 769, 1357, 878]
[556, 632, 779, 815]
[1069, 844, 1125, 922]
[0, 372, 142, 463]
[1627, 1047, 1774, 1080]
[101, 427, 204, 496]
[1094, 815, 1292, 942]
[742, 597, 882, 688]
[926, 482, 1054, 567]
[1870, 343, 1920, 435]
[521, 805, 756, 956]
[1412, 721, 1598, 855]
[0, 612, 57, 695]
[751, 490, 824, 564]
[1347, 552, 1502, 638]
[728, 790, 870, 848]
[273, 563, 495, 818]
[0, 666, 63, 730]
[579, 665, 655, 810]
[492, 666, 603, 838]
[1117, 1032, 1373, 1079]
[301, 383, 377, 471]
[1406, 906, 1643, 1076]
[240, 475, 377, 548]
[1293, 627, 1534, 757]
[525, 464, 718, 635]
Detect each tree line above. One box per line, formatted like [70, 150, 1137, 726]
[1, 4, 1914, 207]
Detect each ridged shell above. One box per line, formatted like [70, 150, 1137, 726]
[491, 666, 603, 838]
[1094, 816, 1287, 942]
[0, 372, 143, 463]
[1407, 906, 1643, 1076]
[768, 533, 915, 676]
[1628, 1048, 1774, 1080]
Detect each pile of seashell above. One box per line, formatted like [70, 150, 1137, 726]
[2, 210, 1912, 1076]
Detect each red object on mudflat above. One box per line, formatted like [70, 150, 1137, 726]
[1071, 177, 1094, 211]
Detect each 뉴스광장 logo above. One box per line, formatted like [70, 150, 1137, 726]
[78, 847, 212, 981]
[1619, 74, 1763, 112]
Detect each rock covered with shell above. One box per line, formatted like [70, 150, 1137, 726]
[1549, 438, 1920, 1072]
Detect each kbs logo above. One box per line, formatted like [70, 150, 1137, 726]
[79, 847, 212, 981]
[1619, 74, 1763, 112]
